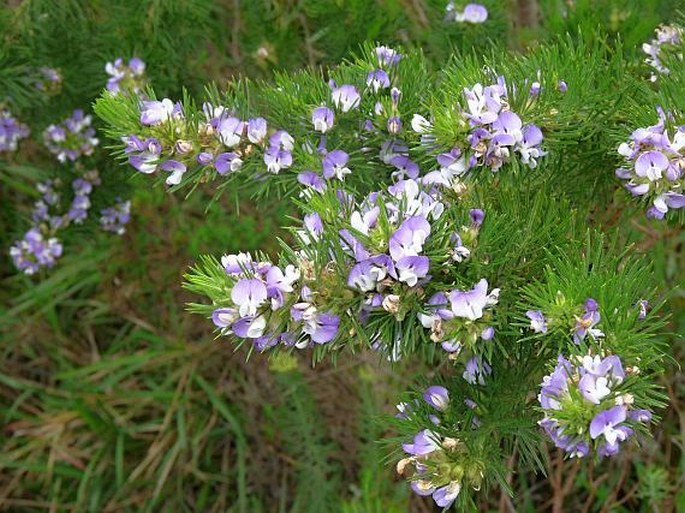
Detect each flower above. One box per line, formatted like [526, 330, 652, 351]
[573, 298, 604, 343]
[367, 69, 390, 92]
[105, 57, 147, 94]
[100, 198, 131, 235]
[43, 110, 99, 163]
[124, 135, 162, 174]
[322, 149, 351, 180]
[463, 356, 492, 385]
[312, 107, 335, 133]
[423, 386, 450, 411]
[538, 353, 650, 457]
[160, 160, 187, 185]
[388, 216, 431, 260]
[449, 279, 498, 321]
[331, 84, 361, 112]
[615, 108, 685, 219]
[642, 24, 684, 81]
[0, 110, 30, 152]
[395, 255, 430, 286]
[402, 429, 440, 456]
[140, 99, 182, 126]
[526, 310, 548, 333]
[375, 45, 402, 66]
[10, 228, 63, 275]
[447, 2, 488, 23]
[247, 117, 268, 144]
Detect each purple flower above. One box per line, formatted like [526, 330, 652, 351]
[578, 373, 612, 404]
[526, 310, 548, 333]
[140, 99, 180, 125]
[221, 252, 253, 275]
[387, 116, 402, 135]
[105, 57, 146, 94]
[375, 46, 402, 66]
[529, 81, 541, 96]
[469, 208, 485, 228]
[367, 70, 390, 92]
[463, 356, 492, 385]
[637, 299, 649, 320]
[590, 406, 630, 446]
[538, 356, 572, 410]
[247, 117, 268, 144]
[10, 227, 63, 275]
[558, 80, 568, 93]
[306, 312, 340, 344]
[0, 110, 30, 152]
[348, 255, 395, 292]
[124, 135, 162, 174]
[297, 171, 327, 193]
[402, 429, 440, 456]
[519, 124, 545, 167]
[339, 229, 370, 261]
[264, 146, 293, 174]
[331, 84, 361, 112]
[312, 107, 335, 133]
[43, 110, 99, 163]
[481, 326, 495, 340]
[322, 149, 351, 180]
[160, 160, 187, 185]
[449, 279, 498, 321]
[395, 255, 429, 286]
[100, 198, 131, 235]
[303, 213, 323, 239]
[269, 130, 295, 151]
[635, 151, 669, 181]
[217, 116, 245, 147]
[232, 315, 267, 339]
[212, 307, 239, 328]
[629, 409, 653, 422]
[448, 2, 488, 23]
[441, 340, 463, 353]
[388, 216, 431, 260]
[389, 155, 419, 180]
[573, 298, 603, 343]
[231, 278, 268, 317]
[215, 152, 243, 175]
[423, 386, 450, 411]
[432, 482, 461, 508]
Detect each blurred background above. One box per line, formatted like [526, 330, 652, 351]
[0, 1, 683, 511]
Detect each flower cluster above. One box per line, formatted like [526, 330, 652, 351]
[460, 81, 545, 173]
[99, 198, 131, 235]
[10, 227, 63, 275]
[9, 171, 129, 274]
[124, 98, 290, 186]
[538, 353, 652, 458]
[396, 386, 484, 509]
[211, 252, 340, 351]
[0, 110, 30, 153]
[34, 67, 63, 95]
[105, 57, 147, 95]
[642, 24, 684, 81]
[527, 297, 611, 344]
[615, 109, 684, 219]
[420, 276, 499, 356]
[43, 109, 99, 163]
[445, 2, 488, 24]
[10, 173, 100, 274]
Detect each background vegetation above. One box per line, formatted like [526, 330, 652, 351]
[0, 0, 683, 511]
